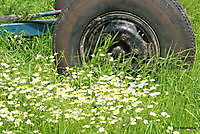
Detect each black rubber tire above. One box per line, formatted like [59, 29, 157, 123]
[55, 0, 64, 9]
[54, 0, 195, 72]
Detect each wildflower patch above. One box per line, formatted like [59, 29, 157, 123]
[0, 57, 172, 133]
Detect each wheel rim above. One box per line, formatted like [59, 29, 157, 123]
[80, 11, 160, 65]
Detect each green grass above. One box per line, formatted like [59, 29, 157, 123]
[0, 0, 200, 134]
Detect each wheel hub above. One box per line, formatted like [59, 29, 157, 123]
[80, 11, 160, 64]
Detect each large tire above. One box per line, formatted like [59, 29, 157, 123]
[55, 0, 64, 9]
[54, 0, 195, 72]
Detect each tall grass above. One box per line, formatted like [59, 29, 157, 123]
[0, 0, 199, 134]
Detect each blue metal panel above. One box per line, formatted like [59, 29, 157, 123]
[0, 10, 61, 22]
[0, 20, 56, 36]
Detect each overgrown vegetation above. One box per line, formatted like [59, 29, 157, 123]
[0, 0, 199, 134]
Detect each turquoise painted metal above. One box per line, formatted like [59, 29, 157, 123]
[0, 10, 61, 36]
[0, 20, 56, 36]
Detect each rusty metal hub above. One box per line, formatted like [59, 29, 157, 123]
[80, 11, 160, 64]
